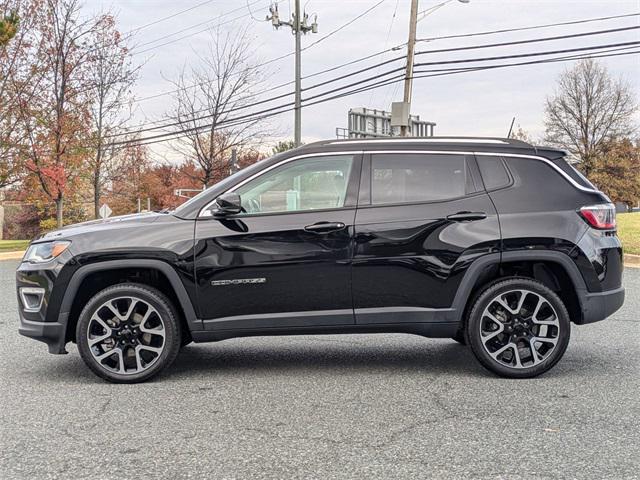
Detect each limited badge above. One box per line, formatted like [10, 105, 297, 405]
[211, 278, 267, 286]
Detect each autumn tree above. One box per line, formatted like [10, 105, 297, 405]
[0, 10, 19, 45]
[165, 28, 271, 188]
[12, 0, 107, 228]
[84, 15, 140, 218]
[589, 138, 640, 207]
[101, 143, 149, 214]
[544, 59, 637, 176]
[0, 0, 41, 188]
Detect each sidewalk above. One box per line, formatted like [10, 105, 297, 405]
[0, 251, 25, 261]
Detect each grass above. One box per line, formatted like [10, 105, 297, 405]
[0, 240, 30, 253]
[617, 212, 640, 255]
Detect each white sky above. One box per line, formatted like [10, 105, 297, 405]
[87, 0, 640, 162]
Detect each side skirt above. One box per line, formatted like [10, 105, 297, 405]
[191, 322, 459, 343]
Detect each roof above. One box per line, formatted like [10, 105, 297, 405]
[296, 136, 566, 160]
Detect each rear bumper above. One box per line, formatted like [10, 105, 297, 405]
[18, 311, 69, 354]
[578, 286, 625, 325]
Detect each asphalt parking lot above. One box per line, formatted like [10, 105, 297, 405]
[1, 259, 639, 480]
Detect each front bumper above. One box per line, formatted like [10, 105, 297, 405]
[578, 286, 625, 325]
[18, 311, 69, 354]
[16, 252, 74, 354]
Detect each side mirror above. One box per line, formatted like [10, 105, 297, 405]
[213, 192, 242, 216]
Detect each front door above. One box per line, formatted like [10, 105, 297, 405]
[194, 153, 361, 331]
[352, 152, 500, 324]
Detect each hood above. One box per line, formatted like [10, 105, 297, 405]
[35, 212, 165, 243]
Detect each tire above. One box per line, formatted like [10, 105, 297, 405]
[465, 277, 571, 379]
[76, 283, 182, 383]
[451, 330, 467, 345]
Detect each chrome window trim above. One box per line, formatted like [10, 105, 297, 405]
[198, 149, 598, 217]
[472, 151, 598, 193]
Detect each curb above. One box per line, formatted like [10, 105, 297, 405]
[0, 251, 25, 261]
[624, 253, 640, 268]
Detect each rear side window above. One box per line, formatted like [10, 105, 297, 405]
[371, 154, 469, 205]
[551, 158, 596, 190]
[477, 156, 511, 190]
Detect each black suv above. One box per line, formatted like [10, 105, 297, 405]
[17, 137, 624, 383]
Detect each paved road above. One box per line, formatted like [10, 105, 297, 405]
[1, 259, 639, 480]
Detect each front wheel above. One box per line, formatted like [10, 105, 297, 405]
[76, 284, 181, 383]
[466, 278, 571, 378]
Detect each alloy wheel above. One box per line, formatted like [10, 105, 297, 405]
[86, 296, 166, 375]
[479, 289, 560, 369]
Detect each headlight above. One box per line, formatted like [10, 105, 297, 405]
[23, 241, 71, 263]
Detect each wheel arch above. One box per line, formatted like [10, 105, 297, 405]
[60, 260, 200, 346]
[452, 251, 588, 326]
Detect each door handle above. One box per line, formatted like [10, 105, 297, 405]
[304, 222, 346, 233]
[446, 211, 487, 222]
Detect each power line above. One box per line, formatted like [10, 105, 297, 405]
[416, 11, 640, 43]
[370, 0, 400, 106]
[414, 40, 640, 68]
[82, 1, 264, 57]
[414, 25, 640, 58]
[132, 1, 266, 56]
[121, 25, 640, 133]
[127, 12, 640, 105]
[128, 46, 640, 149]
[128, 0, 389, 102]
[126, 0, 221, 35]
[114, 41, 640, 147]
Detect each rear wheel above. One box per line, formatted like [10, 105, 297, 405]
[76, 284, 181, 383]
[466, 278, 571, 378]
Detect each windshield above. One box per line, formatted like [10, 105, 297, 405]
[172, 156, 273, 216]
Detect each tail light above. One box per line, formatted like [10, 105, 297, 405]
[578, 203, 616, 230]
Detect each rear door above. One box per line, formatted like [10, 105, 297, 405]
[352, 151, 500, 324]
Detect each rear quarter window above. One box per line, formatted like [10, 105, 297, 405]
[477, 156, 511, 190]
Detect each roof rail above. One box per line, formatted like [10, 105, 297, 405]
[323, 137, 533, 147]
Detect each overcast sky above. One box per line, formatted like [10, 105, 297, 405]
[87, 0, 640, 161]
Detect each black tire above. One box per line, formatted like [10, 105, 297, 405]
[76, 283, 182, 383]
[451, 330, 467, 345]
[465, 277, 571, 379]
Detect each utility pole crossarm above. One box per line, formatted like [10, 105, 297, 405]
[266, 1, 318, 147]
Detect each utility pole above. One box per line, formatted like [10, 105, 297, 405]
[267, 1, 318, 147]
[400, 0, 419, 137]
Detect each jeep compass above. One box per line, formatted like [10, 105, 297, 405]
[16, 137, 625, 383]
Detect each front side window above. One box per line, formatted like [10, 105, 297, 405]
[234, 155, 354, 214]
[371, 154, 469, 205]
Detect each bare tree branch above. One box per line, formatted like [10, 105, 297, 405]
[164, 27, 272, 187]
[544, 58, 637, 175]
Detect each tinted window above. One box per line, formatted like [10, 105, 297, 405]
[552, 158, 596, 189]
[235, 155, 354, 214]
[371, 154, 467, 205]
[477, 156, 511, 190]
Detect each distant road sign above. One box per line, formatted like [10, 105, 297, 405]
[99, 204, 112, 219]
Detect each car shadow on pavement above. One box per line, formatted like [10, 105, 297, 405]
[30, 335, 600, 383]
[168, 337, 486, 378]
